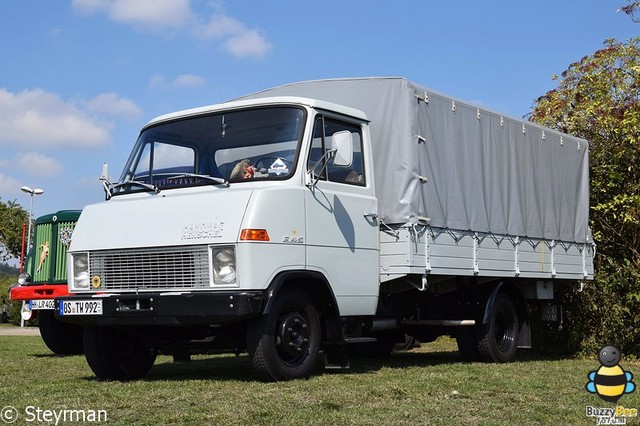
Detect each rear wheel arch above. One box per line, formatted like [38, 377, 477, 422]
[457, 281, 530, 363]
[481, 281, 528, 328]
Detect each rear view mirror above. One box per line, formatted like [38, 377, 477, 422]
[331, 131, 353, 167]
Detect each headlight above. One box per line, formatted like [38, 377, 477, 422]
[72, 253, 90, 289]
[17, 273, 31, 285]
[212, 247, 236, 285]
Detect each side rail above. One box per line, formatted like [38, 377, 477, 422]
[380, 223, 595, 283]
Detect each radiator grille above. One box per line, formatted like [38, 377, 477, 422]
[89, 246, 211, 290]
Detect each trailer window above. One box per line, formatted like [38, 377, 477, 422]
[307, 116, 365, 185]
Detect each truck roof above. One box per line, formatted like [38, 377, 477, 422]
[144, 96, 369, 130]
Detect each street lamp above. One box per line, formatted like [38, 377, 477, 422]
[20, 186, 44, 327]
[20, 186, 44, 251]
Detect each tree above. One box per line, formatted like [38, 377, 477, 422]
[529, 38, 640, 265]
[528, 38, 640, 356]
[620, 0, 640, 22]
[0, 197, 29, 262]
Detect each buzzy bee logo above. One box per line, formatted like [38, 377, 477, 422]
[585, 345, 637, 425]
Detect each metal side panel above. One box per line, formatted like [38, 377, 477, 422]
[379, 225, 594, 281]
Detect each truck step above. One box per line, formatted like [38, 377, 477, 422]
[343, 337, 377, 343]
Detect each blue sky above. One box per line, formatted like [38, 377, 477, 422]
[0, 0, 637, 219]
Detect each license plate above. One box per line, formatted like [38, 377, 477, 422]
[59, 300, 103, 316]
[29, 299, 55, 310]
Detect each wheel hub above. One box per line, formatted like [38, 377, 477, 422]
[277, 312, 310, 361]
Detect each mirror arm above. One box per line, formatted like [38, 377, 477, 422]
[306, 148, 336, 187]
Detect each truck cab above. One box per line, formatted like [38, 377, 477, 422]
[57, 97, 378, 380]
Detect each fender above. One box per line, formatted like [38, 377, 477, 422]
[481, 282, 503, 324]
[262, 270, 343, 341]
[481, 281, 531, 348]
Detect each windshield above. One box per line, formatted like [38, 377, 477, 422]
[115, 106, 306, 194]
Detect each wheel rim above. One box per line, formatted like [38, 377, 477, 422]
[494, 309, 516, 352]
[276, 310, 310, 365]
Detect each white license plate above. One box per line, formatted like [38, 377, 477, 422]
[29, 299, 55, 310]
[59, 300, 103, 316]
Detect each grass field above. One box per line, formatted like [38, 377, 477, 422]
[0, 330, 638, 425]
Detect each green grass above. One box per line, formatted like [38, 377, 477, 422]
[1, 335, 638, 425]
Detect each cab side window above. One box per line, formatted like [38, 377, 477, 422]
[307, 116, 365, 185]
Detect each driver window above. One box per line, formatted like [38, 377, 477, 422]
[307, 116, 365, 185]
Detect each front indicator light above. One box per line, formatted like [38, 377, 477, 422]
[240, 229, 270, 241]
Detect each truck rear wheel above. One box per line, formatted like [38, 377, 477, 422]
[247, 290, 321, 381]
[83, 326, 157, 381]
[38, 310, 84, 355]
[476, 293, 519, 362]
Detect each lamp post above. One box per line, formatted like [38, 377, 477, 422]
[20, 186, 44, 327]
[21, 186, 44, 251]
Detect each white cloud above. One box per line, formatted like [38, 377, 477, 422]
[0, 88, 111, 148]
[108, 0, 192, 29]
[16, 153, 64, 178]
[0, 172, 21, 196]
[224, 29, 272, 59]
[149, 73, 206, 89]
[85, 92, 142, 118]
[173, 74, 206, 88]
[72, 0, 191, 29]
[71, 0, 272, 59]
[149, 73, 167, 89]
[197, 14, 272, 58]
[71, 0, 110, 14]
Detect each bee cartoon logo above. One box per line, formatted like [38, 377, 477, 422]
[586, 345, 636, 403]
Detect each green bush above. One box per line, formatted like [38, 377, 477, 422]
[529, 38, 640, 359]
[1, 276, 24, 326]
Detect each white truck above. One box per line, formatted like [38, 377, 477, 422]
[56, 77, 594, 381]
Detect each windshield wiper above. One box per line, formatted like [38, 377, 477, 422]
[112, 180, 160, 194]
[166, 173, 230, 188]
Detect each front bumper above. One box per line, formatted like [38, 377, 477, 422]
[54, 291, 265, 326]
[10, 284, 70, 302]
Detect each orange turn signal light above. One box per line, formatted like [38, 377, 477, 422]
[240, 229, 270, 241]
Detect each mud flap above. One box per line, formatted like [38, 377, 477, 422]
[323, 342, 350, 370]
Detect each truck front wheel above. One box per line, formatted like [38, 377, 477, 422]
[38, 310, 84, 355]
[476, 293, 519, 362]
[247, 290, 321, 381]
[83, 326, 157, 381]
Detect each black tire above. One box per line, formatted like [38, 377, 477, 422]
[476, 293, 519, 363]
[83, 326, 157, 381]
[38, 310, 84, 355]
[455, 327, 482, 362]
[247, 290, 321, 381]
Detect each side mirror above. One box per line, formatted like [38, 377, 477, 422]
[331, 131, 353, 167]
[100, 162, 113, 200]
[100, 162, 109, 182]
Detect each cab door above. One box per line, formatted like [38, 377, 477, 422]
[304, 114, 379, 316]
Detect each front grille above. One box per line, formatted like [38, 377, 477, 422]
[89, 246, 211, 290]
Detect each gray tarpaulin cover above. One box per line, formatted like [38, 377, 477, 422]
[237, 77, 590, 244]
